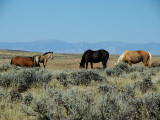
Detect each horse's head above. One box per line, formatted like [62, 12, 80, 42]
[80, 62, 85, 68]
[49, 52, 54, 60]
[45, 52, 53, 60]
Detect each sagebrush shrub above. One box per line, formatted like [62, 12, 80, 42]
[16, 68, 37, 92]
[0, 64, 10, 72]
[115, 62, 129, 71]
[0, 67, 52, 92]
[61, 89, 94, 120]
[57, 69, 106, 86]
[0, 72, 14, 87]
[121, 84, 135, 98]
[22, 86, 160, 120]
[129, 66, 146, 72]
[140, 73, 153, 93]
[98, 83, 113, 93]
[106, 62, 129, 77]
[35, 69, 52, 84]
[142, 94, 160, 119]
[106, 62, 149, 77]
[10, 89, 23, 102]
[23, 93, 33, 106]
[106, 67, 123, 76]
[30, 94, 66, 120]
[122, 72, 139, 80]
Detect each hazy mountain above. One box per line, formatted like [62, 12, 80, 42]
[0, 40, 160, 55]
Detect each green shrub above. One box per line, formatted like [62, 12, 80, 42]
[115, 62, 129, 71]
[22, 86, 160, 120]
[57, 69, 106, 86]
[106, 67, 123, 77]
[0, 67, 52, 92]
[122, 72, 139, 80]
[140, 73, 154, 93]
[61, 89, 94, 120]
[23, 93, 33, 106]
[106, 62, 128, 77]
[35, 69, 52, 84]
[98, 83, 114, 93]
[120, 84, 135, 98]
[129, 66, 146, 72]
[142, 94, 160, 119]
[106, 62, 149, 77]
[28, 91, 66, 120]
[10, 89, 23, 102]
[0, 64, 10, 72]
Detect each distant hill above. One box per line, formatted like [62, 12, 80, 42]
[0, 40, 160, 55]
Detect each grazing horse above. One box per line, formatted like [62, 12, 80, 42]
[117, 50, 152, 67]
[151, 61, 160, 68]
[34, 52, 53, 68]
[10, 56, 39, 67]
[80, 49, 109, 69]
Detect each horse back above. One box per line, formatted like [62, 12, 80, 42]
[83, 49, 109, 62]
[11, 56, 34, 67]
[124, 50, 149, 61]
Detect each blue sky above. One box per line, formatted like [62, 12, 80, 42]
[0, 0, 160, 43]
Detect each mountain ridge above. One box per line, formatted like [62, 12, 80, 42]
[0, 40, 159, 55]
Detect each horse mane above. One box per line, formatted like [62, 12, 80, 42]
[43, 52, 53, 55]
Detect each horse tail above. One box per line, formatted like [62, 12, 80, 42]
[33, 56, 37, 66]
[10, 58, 13, 65]
[34, 55, 41, 67]
[148, 52, 152, 67]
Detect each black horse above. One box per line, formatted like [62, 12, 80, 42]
[80, 49, 109, 69]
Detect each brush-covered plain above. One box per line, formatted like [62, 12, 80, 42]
[0, 50, 160, 120]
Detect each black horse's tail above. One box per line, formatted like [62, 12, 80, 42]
[104, 51, 109, 61]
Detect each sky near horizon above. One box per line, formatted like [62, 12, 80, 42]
[0, 0, 160, 43]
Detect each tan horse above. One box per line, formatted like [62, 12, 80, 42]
[34, 52, 53, 68]
[11, 56, 40, 67]
[117, 50, 152, 67]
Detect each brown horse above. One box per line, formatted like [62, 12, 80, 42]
[10, 56, 39, 67]
[151, 61, 160, 68]
[34, 52, 53, 68]
[117, 50, 152, 67]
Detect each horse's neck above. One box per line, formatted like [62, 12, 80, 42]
[81, 56, 85, 64]
[43, 54, 50, 61]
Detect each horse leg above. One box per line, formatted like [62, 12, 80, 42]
[102, 61, 106, 69]
[38, 62, 40, 67]
[43, 61, 46, 68]
[90, 62, 93, 69]
[143, 59, 148, 67]
[128, 61, 132, 66]
[86, 62, 88, 69]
